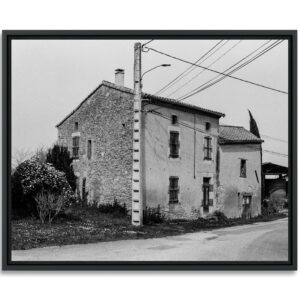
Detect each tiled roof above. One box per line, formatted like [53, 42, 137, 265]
[56, 81, 225, 127]
[103, 81, 225, 117]
[219, 125, 263, 144]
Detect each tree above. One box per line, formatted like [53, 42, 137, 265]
[46, 144, 77, 191]
[12, 148, 33, 171]
[248, 109, 261, 138]
[34, 146, 48, 163]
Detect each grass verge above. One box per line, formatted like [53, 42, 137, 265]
[12, 205, 287, 250]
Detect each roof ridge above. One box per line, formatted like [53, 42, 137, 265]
[56, 80, 225, 127]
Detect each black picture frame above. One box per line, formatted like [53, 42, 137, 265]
[2, 30, 297, 271]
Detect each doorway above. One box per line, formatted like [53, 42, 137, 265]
[202, 177, 210, 213]
[242, 195, 252, 221]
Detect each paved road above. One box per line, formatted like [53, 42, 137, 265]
[12, 218, 288, 261]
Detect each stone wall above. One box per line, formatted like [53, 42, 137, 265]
[57, 84, 134, 210]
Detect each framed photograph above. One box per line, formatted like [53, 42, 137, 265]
[2, 30, 297, 271]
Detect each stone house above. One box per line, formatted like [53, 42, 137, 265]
[56, 70, 263, 220]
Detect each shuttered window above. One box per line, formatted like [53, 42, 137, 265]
[170, 131, 179, 158]
[169, 176, 179, 203]
[204, 136, 212, 160]
[72, 136, 80, 159]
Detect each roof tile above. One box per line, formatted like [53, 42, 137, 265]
[219, 125, 263, 144]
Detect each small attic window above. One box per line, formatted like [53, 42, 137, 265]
[171, 115, 178, 125]
[205, 122, 211, 131]
[74, 122, 79, 131]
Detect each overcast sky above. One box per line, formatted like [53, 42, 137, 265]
[12, 39, 288, 166]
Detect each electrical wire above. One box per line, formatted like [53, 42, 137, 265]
[147, 40, 280, 114]
[263, 150, 288, 157]
[178, 40, 284, 101]
[261, 134, 288, 143]
[142, 39, 154, 48]
[145, 109, 288, 158]
[144, 44, 288, 95]
[154, 40, 225, 95]
[166, 40, 243, 98]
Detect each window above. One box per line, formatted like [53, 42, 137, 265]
[169, 131, 180, 158]
[202, 177, 213, 212]
[74, 122, 79, 131]
[87, 140, 92, 159]
[204, 136, 212, 160]
[72, 136, 80, 159]
[169, 176, 179, 203]
[240, 159, 247, 178]
[171, 114, 178, 125]
[205, 122, 211, 131]
[82, 177, 87, 204]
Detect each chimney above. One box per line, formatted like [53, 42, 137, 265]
[115, 68, 124, 87]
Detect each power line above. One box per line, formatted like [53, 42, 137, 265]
[154, 40, 225, 95]
[145, 109, 219, 138]
[147, 40, 279, 114]
[261, 134, 288, 143]
[166, 40, 243, 98]
[144, 44, 288, 95]
[178, 40, 284, 101]
[177, 40, 274, 100]
[263, 150, 288, 157]
[142, 39, 154, 48]
[146, 110, 288, 158]
[159, 40, 229, 96]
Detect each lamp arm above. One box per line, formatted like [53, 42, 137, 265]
[141, 65, 163, 79]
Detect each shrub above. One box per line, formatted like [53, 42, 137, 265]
[262, 199, 279, 216]
[35, 191, 67, 224]
[12, 158, 75, 217]
[46, 144, 77, 191]
[143, 205, 165, 224]
[212, 210, 229, 223]
[97, 199, 127, 217]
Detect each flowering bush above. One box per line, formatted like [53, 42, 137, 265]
[12, 157, 75, 217]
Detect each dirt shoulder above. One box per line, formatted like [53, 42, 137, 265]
[12, 206, 287, 250]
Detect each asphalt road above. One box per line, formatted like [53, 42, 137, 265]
[12, 218, 288, 261]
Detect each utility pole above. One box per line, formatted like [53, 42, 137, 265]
[132, 42, 143, 226]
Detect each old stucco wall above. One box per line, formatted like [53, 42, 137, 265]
[142, 103, 220, 219]
[217, 143, 262, 218]
[57, 85, 134, 210]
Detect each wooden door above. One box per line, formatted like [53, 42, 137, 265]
[242, 195, 252, 221]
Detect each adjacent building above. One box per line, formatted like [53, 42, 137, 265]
[263, 162, 288, 209]
[56, 70, 263, 220]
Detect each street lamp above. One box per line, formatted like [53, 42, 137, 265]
[141, 64, 171, 80]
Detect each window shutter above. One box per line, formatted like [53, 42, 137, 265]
[209, 184, 213, 192]
[209, 199, 213, 206]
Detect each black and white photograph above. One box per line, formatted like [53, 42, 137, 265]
[2, 31, 297, 270]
